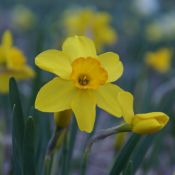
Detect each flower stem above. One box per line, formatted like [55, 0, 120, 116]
[61, 130, 69, 175]
[46, 127, 65, 158]
[44, 155, 53, 175]
[80, 123, 132, 175]
[44, 127, 66, 175]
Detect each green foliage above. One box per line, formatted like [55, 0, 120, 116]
[123, 161, 134, 175]
[23, 116, 36, 175]
[9, 78, 36, 175]
[9, 78, 25, 175]
[109, 134, 141, 175]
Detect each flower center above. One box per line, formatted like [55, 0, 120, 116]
[78, 74, 89, 86]
[71, 57, 108, 89]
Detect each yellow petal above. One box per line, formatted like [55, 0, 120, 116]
[6, 47, 26, 70]
[62, 36, 97, 61]
[95, 83, 123, 117]
[35, 50, 72, 79]
[13, 65, 35, 79]
[134, 112, 169, 121]
[132, 119, 162, 134]
[0, 73, 10, 94]
[98, 52, 123, 82]
[117, 91, 134, 124]
[2, 30, 13, 50]
[35, 77, 76, 112]
[133, 112, 169, 134]
[0, 67, 35, 94]
[71, 90, 96, 133]
[0, 46, 6, 63]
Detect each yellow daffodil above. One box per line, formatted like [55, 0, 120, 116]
[145, 48, 173, 73]
[118, 91, 169, 134]
[63, 8, 117, 51]
[11, 5, 36, 31]
[35, 35, 124, 133]
[0, 30, 35, 93]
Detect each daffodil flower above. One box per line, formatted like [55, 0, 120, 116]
[35, 36, 124, 132]
[145, 48, 173, 73]
[0, 30, 35, 93]
[118, 91, 169, 134]
[63, 8, 117, 51]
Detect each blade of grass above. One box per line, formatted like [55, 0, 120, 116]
[65, 117, 78, 175]
[109, 134, 141, 175]
[22, 116, 36, 175]
[9, 78, 25, 175]
[129, 135, 155, 174]
[123, 160, 133, 175]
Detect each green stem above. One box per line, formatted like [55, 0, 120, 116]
[44, 127, 65, 175]
[80, 123, 132, 175]
[65, 117, 78, 175]
[61, 131, 69, 175]
[46, 127, 64, 158]
[44, 155, 53, 175]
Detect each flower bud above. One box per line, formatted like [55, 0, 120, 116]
[54, 110, 72, 128]
[132, 112, 169, 134]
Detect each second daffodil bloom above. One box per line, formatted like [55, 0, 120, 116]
[35, 36, 124, 133]
[118, 91, 169, 134]
[0, 30, 35, 93]
[145, 48, 173, 73]
[63, 8, 117, 51]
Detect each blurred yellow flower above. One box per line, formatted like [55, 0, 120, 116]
[11, 5, 36, 31]
[63, 8, 117, 51]
[0, 30, 35, 93]
[145, 13, 175, 42]
[35, 35, 123, 133]
[145, 48, 173, 73]
[118, 91, 169, 134]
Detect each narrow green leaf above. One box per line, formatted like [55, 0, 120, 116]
[130, 135, 155, 174]
[60, 117, 78, 175]
[23, 116, 36, 175]
[109, 134, 141, 175]
[123, 160, 133, 175]
[9, 78, 25, 175]
[34, 111, 51, 175]
[66, 117, 78, 173]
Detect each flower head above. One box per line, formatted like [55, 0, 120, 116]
[11, 5, 36, 31]
[63, 8, 117, 51]
[118, 91, 169, 134]
[0, 30, 35, 93]
[145, 48, 173, 73]
[35, 35, 124, 132]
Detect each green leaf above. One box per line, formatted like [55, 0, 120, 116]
[130, 135, 155, 174]
[123, 160, 133, 175]
[60, 117, 78, 175]
[109, 134, 141, 175]
[9, 78, 25, 175]
[34, 111, 51, 175]
[23, 116, 36, 175]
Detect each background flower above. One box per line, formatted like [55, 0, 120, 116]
[62, 8, 117, 51]
[0, 30, 35, 93]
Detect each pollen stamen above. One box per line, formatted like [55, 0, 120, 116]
[78, 75, 89, 86]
